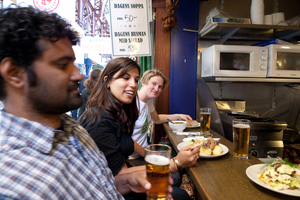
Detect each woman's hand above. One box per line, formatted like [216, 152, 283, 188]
[176, 144, 200, 169]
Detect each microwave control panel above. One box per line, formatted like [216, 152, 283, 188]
[259, 48, 268, 71]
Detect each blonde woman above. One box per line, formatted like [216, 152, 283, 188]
[130, 69, 200, 191]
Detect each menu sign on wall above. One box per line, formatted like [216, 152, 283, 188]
[109, 0, 152, 56]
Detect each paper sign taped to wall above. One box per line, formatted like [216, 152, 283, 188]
[109, 0, 152, 56]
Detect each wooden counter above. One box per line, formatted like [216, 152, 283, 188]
[163, 123, 299, 200]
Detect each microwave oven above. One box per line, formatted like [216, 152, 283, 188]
[201, 45, 268, 77]
[266, 44, 300, 78]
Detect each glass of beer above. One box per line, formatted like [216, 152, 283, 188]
[145, 144, 171, 200]
[199, 107, 211, 134]
[232, 119, 251, 159]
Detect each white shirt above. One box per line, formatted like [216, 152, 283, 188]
[130, 98, 155, 159]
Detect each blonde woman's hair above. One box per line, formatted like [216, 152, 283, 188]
[141, 69, 169, 90]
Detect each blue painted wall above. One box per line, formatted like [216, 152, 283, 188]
[169, 0, 199, 119]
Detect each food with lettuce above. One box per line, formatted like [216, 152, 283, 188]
[257, 159, 300, 190]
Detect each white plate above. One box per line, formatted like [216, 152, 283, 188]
[177, 141, 229, 158]
[182, 137, 220, 142]
[246, 164, 300, 197]
[183, 136, 205, 142]
[186, 123, 200, 128]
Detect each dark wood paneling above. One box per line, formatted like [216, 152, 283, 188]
[152, 0, 165, 8]
[154, 7, 170, 116]
[153, 1, 171, 143]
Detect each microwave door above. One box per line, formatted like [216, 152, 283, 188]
[267, 44, 300, 78]
[220, 52, 250, 71]
[277, 52, 300, 70]
[216, 52, 252, 77]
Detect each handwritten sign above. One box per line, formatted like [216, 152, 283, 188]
[109, 0, 152, 56]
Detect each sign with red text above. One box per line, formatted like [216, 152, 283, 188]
[109, 0, 151, 56]
[16, 0, 75, 25]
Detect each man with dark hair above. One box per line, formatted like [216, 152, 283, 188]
[0, 6, 170, 199]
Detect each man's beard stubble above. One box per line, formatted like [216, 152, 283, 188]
[26, 82, 83, 115]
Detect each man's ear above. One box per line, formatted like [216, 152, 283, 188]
[0, 58, 26, 89]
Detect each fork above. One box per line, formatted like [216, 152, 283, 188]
[188, 132, 213, 138]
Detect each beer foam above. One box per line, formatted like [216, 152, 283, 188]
[233, 124, 250, 129]
[145, 155, 170, 166]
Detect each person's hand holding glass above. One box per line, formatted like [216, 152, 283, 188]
[145, 144, 171, 200]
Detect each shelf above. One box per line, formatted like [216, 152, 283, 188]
[198, 23, 300, 43]
[198, 23, 300, 83]
[203, 77, 300, 83]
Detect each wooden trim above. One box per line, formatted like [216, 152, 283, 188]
[152, 0, 166, 8]
[153, 4, 171, 143]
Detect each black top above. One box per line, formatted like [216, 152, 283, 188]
[78, 89, 89, 117]
[80, 109, 134, 176]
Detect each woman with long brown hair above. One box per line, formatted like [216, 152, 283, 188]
[78, 57, 189, 200]
[79, 57, 142, 175]
[78, 68, 102, 117]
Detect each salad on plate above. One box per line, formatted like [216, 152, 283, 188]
[257, 158, 300, 190]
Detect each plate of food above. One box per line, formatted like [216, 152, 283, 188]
[246, 160, 300, 197]
[183, 137, 220, 142]
[177, 137, 228, 158]
[186, 120, 200, 128]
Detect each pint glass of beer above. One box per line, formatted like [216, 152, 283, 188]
[232, 119, 251, 159]
[145, 144, 171, 200]
[199, 107, 211, 134]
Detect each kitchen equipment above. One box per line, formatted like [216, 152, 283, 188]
[220, 110, 287, 158]
[266, 44, 300, 78]
[215, 100, 246, 113]
[201, 45, 268, 78]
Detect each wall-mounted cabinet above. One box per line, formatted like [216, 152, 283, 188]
[199, 23, 300, 43]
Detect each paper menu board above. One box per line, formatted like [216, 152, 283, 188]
[109, 0, 152, 56]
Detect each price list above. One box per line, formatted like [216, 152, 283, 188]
[109, 0, 151, 56]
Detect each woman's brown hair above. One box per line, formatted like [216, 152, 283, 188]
[84, 68, 102, 94]
[78, 57, 141, 134]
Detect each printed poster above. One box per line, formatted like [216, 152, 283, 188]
[16, 0, 75, 25]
